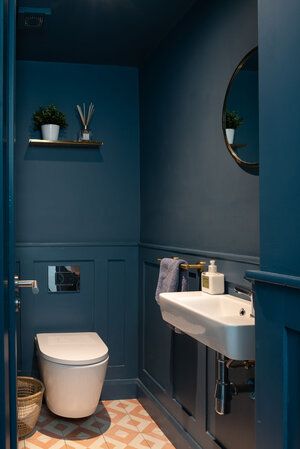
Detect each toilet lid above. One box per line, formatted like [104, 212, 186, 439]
[36, 332, 109, 366]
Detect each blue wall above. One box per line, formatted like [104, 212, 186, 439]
[17, 243, 139, 397]
[139, 1, 258, 449]
[140, 0, 259, 257]
[1, 0, 18, 447]
[258, 2, 300, 275]
[247, 1, 300, 448]
[16, 61, 140, 243]
[15, 61, 140, 394]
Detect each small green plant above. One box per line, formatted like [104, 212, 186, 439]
[33, 104, 68, 130]
[225, 110, 243, 129]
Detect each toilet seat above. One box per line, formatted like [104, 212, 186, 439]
[36, 332, 109, 366]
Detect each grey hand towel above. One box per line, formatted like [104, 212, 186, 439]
[155, 258, 188, 302]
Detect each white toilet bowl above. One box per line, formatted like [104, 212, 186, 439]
[36, 332, 109, 418]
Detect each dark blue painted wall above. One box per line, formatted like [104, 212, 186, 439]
[258, 0, 300, 275]
[1, 0, 18, 446]
[15, 61, 140, 393]
[16, 243, 139, 396]
[247, 1, 300, 448]
[140, 0, 259, 257]
[16, 61, 140, 244]
[139, 1, 258, 449]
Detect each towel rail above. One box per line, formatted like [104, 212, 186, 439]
[157, 258, 206, 272]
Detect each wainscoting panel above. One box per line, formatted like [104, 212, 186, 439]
[139, 244, 259, 449]
[143, 261, 172, 391]
[246, 273, 300, 449]
[173, 333, 198, 418]
[108, 260, 126, 368]
[286, 327, 300, 449]
[16, 243, 139, 382]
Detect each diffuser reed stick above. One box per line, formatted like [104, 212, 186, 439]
[76, 102, 95, 141]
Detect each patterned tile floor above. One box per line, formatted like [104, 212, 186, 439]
[19, 399, 176, 449]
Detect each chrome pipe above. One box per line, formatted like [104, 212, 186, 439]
[214, 353, 232, 415]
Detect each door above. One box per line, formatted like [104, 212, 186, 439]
[0, 0, 17, 448]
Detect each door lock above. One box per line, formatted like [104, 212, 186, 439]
[15, 298, 21, 312]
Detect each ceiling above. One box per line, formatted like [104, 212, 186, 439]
[17, 0, 198, 66]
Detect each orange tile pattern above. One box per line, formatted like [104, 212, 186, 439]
[19, 399, 176, 449]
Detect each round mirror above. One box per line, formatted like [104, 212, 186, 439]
[222, 48, 258, 169]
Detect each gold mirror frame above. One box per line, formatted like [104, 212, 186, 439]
[222, 47, 259, 170]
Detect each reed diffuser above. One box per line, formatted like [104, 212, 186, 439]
[76, 102, 95, 141]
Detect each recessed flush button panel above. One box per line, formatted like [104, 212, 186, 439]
[48, 266, 80, 293]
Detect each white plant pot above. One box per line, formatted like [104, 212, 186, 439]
[41, 124, 60, 141]
[226, 128, 235, 144]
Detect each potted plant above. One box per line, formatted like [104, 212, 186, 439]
[225, 110, 243, 144]
[33, 104, 68, 141]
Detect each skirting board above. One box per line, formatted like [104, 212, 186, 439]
[101, 378, 138, 400]
[136, 380, 204, 449]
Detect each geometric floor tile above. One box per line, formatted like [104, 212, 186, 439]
[24, 430, 67, 449]
[140, 434, 169, 449]
[65, 434, 108, 449]
[21, 400, 176, 449]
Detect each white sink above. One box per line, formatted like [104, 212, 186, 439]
[158, 291, 255, 360]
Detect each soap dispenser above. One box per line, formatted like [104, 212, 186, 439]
[201, 260, 224, 294]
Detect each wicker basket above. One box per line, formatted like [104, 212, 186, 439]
[17, 376, 44, 439]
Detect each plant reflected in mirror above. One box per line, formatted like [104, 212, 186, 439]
[223, 48, 258, 169]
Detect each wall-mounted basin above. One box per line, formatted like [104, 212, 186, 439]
[158, 291, 255, 360]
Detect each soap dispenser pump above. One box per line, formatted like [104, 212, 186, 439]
[201, 260, 224, 294]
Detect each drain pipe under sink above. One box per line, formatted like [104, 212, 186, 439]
[214, 353, 255, 415]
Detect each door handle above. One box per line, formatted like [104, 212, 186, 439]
[14, 275, 39, 294]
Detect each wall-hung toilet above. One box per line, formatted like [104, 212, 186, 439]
[36, 332, 109, 418]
